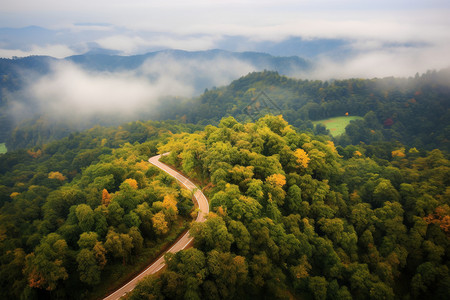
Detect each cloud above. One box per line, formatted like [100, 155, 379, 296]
[304, 41, 450, 79]
[10, 53, 257, 124]
[95, 35, 152, 55]
[137, 51, 256, 89]
[23, 61, 192, 120]
[0, 44, 76, 58]
[95, 34, 218, 54]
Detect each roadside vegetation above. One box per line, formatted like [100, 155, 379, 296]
[128, 115, 449, 300]
[0, 121, 199, 299]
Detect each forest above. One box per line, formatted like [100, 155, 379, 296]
[0, 69, 449, 299]
[126, 115, 449, 300]
[3, 68, 449, 153]
[0, 121, 201, 299]
[154, 69, 450, 152]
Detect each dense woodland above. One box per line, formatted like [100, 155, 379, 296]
[3, 68, 449, 152]
[0, 121, 201, 299]
[154, 69, 450, 152]
[125, 115, 449, 300]
[0, 68, 449, 299]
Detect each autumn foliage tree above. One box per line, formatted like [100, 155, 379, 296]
[424, 205, 450, 236]
[24, 233, 68, 291]
[294, 148, 310, 169]
[101, 188, 111, 206]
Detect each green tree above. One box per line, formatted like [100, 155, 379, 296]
[309, 276, 328, 300]
[75, 204, 95, 232]
[77, 248, 102, 285]
[190, 214, 234, 252]
[104, 229, 133, 265]
[206, 250, 248, 299]
[24, 233, 68, 291]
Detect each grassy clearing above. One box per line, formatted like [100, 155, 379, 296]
[313, 116, 363, 137]
[0, 143, 6, 154]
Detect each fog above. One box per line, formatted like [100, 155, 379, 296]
[302, 41, 450, 79]
[9, 53, 257, 125]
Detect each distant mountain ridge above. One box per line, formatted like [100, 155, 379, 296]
[1, 49, 311, 85]
[0, 26, 350, 59]
[0, 50, 311, 143]
[68, 49, 311, 74]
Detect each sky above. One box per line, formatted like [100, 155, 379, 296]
[1, 0, 450, 77]
[2, 0, 450, 126]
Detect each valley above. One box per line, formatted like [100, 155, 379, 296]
[0, 55, 448, 300]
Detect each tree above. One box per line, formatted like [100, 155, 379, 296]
[290, 255, 312, 288]
[294, 148, 310, 169]
[129, 227, 144, 254]
[162, 194, 179, 223]
[190, 214, 234, 252]
[424, 205, 450, 236]
[78, 232, 99, 249]
[122, 178, 139, 190]
[48, 171, 66, 181]
[24, 233, 68, 291]
[104, 229, 133, 264]
[372, 179, 400, 208]
[229, 165, 254, 189]
[228, 220, 251, 255]
[286, 184, 303, 214]
[309, 276, 328, 300]
[77, 248, 102, 285]
[135, 202, 154, 238]
[101, 189, 111, 207]
[152, 212, 169, 235]
[93, 241, 107, 269]
[75, 204, 95, 232]
[165, 248, 207, 299]
[318, 218, 344, 243]
[206, 250, 248, 299]
[107, 201, 124, 227]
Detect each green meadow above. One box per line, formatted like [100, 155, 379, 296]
[313, 116, 363, 137]
[0, 143, 6, 154]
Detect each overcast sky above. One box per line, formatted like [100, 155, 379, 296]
[1, 0, 450, 77]
[2, 1, 449, 36]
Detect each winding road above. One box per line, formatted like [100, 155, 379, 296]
[103, 153, 209, 300]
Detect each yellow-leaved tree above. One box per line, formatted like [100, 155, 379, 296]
[102, 189, 111, 207]
[265, 174, 286, 187]
[294, 149, 310, 169]
[392, 148, 406, 158]
[152, 212, 169, 235]
[162, 194, 179, 223]
[48, 171, 66, 181]
[123, 178, 138, 189]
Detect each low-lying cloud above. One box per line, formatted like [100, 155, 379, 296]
[9, 53, 257, 124]
[303, 41, 450, 79]
[0, 44, 77, 59]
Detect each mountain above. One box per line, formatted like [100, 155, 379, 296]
[0, 50, 311, 144]
[65, 49, 311, 74]
[0, 26, 352, 59]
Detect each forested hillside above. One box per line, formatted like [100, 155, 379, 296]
[0, 112, 448, 299]
[0, 51, 310, 149]
[0, 64, 449, 299]
[127, 115, 449, 299]
[4, 68, 449, 152]
[156, 69, 450, 152]
[0, 120, 201, 299]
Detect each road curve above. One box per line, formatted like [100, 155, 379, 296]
[103, 153, 209, 300]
